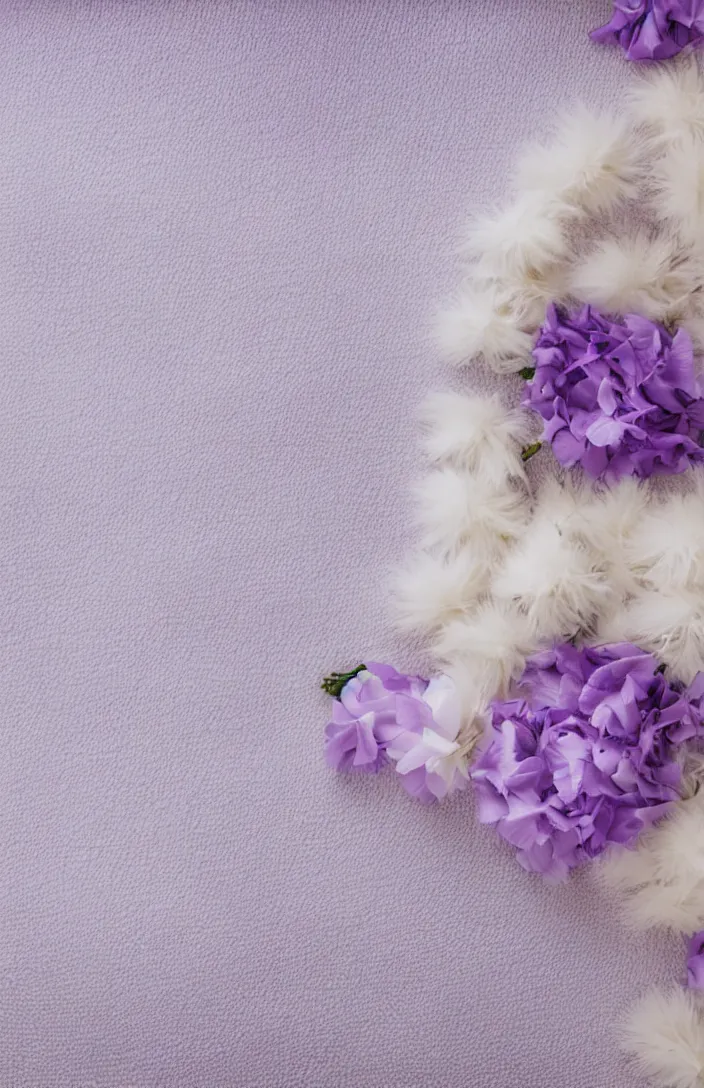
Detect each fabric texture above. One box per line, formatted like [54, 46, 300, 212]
[0, 2, 682, 1086]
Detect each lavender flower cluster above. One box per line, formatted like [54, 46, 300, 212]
[592, 1, 704, 62]
[471, 643, 702, 882]
[524, 304, 704, 482]
[324, 644, 704, 884]
[323, 663, 467, 804]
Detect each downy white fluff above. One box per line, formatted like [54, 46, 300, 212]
[597, 588, 704, 684]
[464, 193, 570, 280]
[681, 311, 704, 352]
[652, 135, 704, 244]
[434, 600, 533, 706]
[392, 549, 489, 633]
[569, 233, 702, 322]
[601, 791, 704, 934]
[580, 478, 650, 599]
[495, 261, 566, 330]
[437, 283, 534, 372]
[622, 988, 704, 1088]
[420, 391, 534, 484]
[414, 467, 528, 557]
[492, 481, 611, 640]
[629, 55, 704, 148]
[514, 105, 639, 216]
[626, 486, 704, 592]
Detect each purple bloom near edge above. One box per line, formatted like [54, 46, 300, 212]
[471, 643, 702, 883]
[592, 0, 704, 62]
[323, 664, 468, 804]
[524, 304, 704, 482]
[687, 931, 704, 989]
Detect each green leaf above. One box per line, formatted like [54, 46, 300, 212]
[521, 441, 542, 462]
[321, 664, 366, 699]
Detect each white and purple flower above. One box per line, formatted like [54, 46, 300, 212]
[323, 664, 468, 803]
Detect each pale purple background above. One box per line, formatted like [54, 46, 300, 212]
[0, 2, 680, 1086]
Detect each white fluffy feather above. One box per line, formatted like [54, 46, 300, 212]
[434, 600, 533, 705]
[413, 468, 528, 557]
[626, 486, 704, 592]
[569, 233, 702, 322]
[437, 283, 533, 372]
[492, 481, 611, 639]
[420, 391, 534, 484]
[601, 792, 704, 934]
[622, 988, 704, 1088]
[495, 262, 566, 329]
[629, 55, 704, 147]
[580, 479, 650, 599]
[597, 588, 704, 684]
[681, 311, 704, 352]
[392, 549, 489, 633]
[514, 105, 639, 215]
[493, 525, 610, 640]
[464, 194, 570, 279]
[528, 477, 589, 534]
[652, 135, 704, 244]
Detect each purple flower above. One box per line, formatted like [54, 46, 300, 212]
[323, 663, 427, 774]
[386, 674, 469, 803]
[591, 1, 704, 61]
[471, 643, 701, 882]
[687, 931, 704, 989]
[323, 665, 467, 803]
[524, 304, 704, 482]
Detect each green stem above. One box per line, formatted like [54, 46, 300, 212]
[321, 664, 366, 699]
[521, 441, 542, 463]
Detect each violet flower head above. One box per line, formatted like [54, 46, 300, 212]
[591, 1, 704, 61]
[524, 304, 704, 482]
[471, 643, 701, 882]
[687, 931, 704, 989]
[323, 664, 467, 803]
[323, 663, 427, 774]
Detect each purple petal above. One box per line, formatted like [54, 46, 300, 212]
[527, 304, 704, 481]
[471, 641, 704, 881]
[687, 930, 704, 990]
[591, 1, 704, 61]
[586, 414, 627, 447]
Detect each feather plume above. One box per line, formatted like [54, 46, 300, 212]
[652, 135, 704, 245]
[569, 233, 703, 323]
[629, 56, 704, 148]
[597, 587, 704, 685]
[420, 391, 534, 484]
[626, 486, 704, 592]
[413, 468, 528, 557]
[580, 479, 650, 600]
[492, 481, 611, 640]
[392, 549, 489, 633]
[464, 194, 570, 279]
[601, 792, 704, 934]
[434, 600, 533, 706]
[514, 105, 639, 215]
[622, 988, 704, 1088]
[437, 283, 533, 372]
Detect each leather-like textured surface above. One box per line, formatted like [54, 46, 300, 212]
[0, 2, 676, 1085]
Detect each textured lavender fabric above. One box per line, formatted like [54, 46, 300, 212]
[0, 2, 680, 1086]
